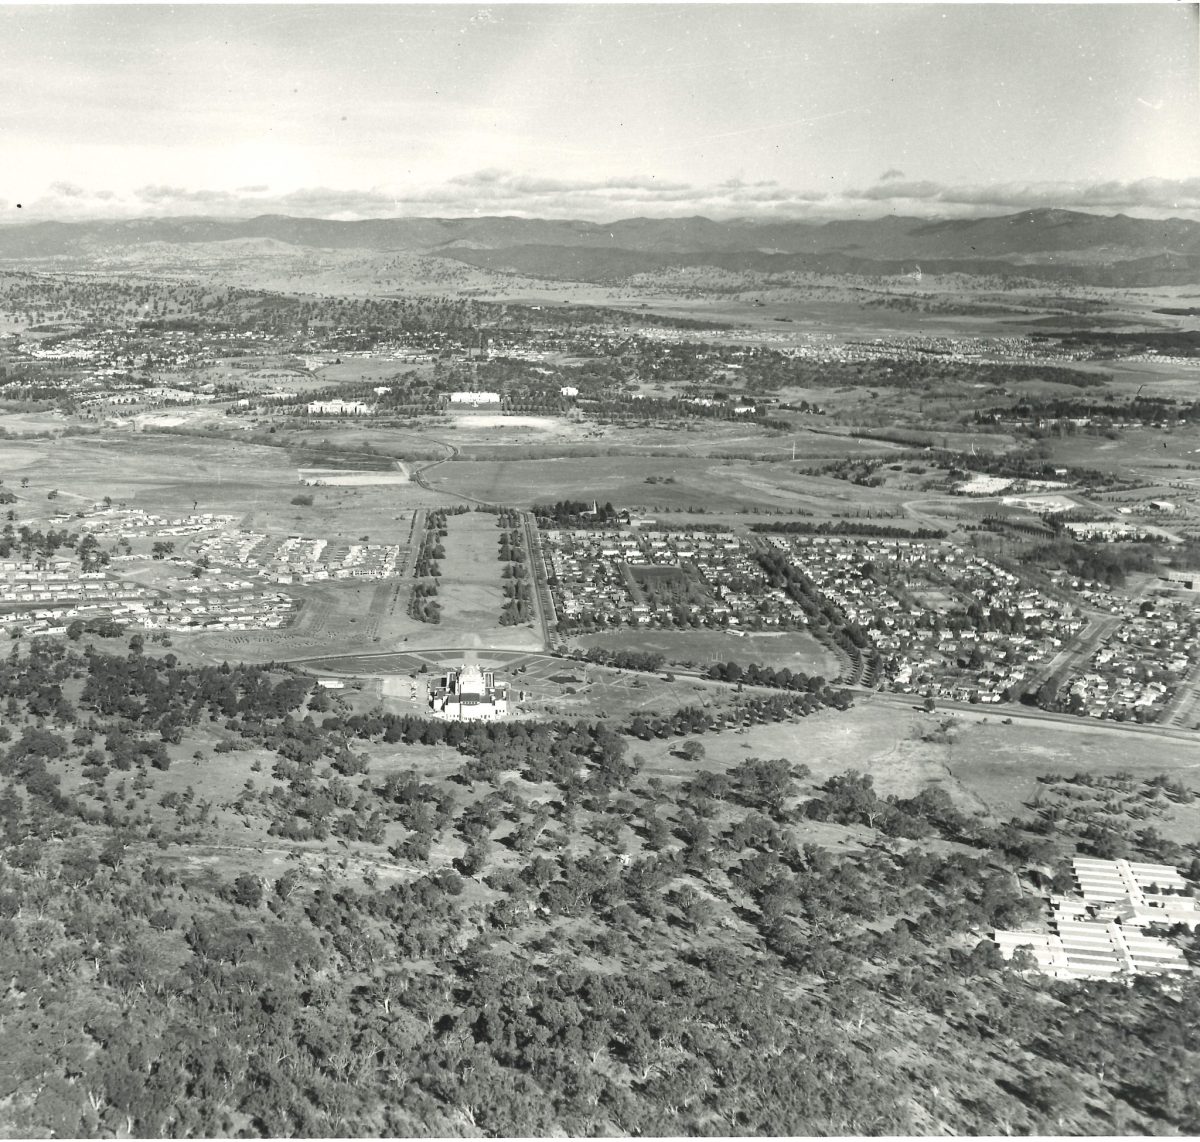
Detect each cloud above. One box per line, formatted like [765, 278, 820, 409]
[137, 185, 242, 205]
[878, 169, 906, 182]
[850, 176, 1200, 215]
[9, 172, 1200, 224]
[447, 170, 695, 196]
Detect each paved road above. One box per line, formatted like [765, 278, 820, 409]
[1026, 611, 1124, 694]
[853, 685, 1200, 746]
[410, 438, 507, 509]
[520, 508, 555, 651]
[292, 646, 557, 669]
[1164, 659, 1200, 730]
[395, 508, 425, 579]
[901, 496, 960, 533]
[284, 643, 1199, 745]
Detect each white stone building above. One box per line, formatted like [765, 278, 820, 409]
[428, 663, 509, 720]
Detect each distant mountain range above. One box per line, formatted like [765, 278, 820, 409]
[3, 208, 1199, 285]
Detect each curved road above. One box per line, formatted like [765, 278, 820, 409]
[286, 644, 1199, 745]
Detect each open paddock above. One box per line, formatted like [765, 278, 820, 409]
[0, 410, 69, 436]
[0, 440, 51, 471]
[440, 420, 780, 459]
[134, 412, 195, 429]
[521, 666, 741, 723]
[936, 708, 1200, 832]
[289, 423, 461, 461]
[629, 701, 968, 802]
[0, 432, 304, 518]
[1101, 359, 1200, 403]
[170, 576, 446, 664]
[630, 693, 1200, 834]
[428, 455, 916, 512]
[1043, 428, 1200, 476]
[311, 357, 420, 384]
[574, 629, 840, 677]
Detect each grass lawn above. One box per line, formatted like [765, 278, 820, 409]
[574, 628, 840, 677]
[937, 711, 1200, 837]
[629, 695, 1200, 834]
[426, 511, 542, 651]
[430, 455, 912, 512]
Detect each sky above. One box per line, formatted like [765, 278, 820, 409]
[1, 3, 1197, 222]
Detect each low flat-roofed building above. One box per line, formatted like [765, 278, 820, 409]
[993, 854, 1198, 981]
[1072, 856, 1195, 925]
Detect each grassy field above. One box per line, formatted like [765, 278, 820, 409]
[0, 409, 71, 435]
[427, 454, 911, 512]
[634, 701, 957, 797]
[276, 415, 811, 464]
[0, 433, 306, 523]
[1043, 427, 1200, 476]
[289, 423, 454, 462]
[938, 709, 1200, 828]
[574, 628, 840, 676]
[629, 695, 1200, 829]
[428, 511, 543, 651]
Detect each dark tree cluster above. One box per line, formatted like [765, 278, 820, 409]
[752, 519, 947, 540]
[0, 632, 1198, 1137]
[533, 500, 621, 528]
[756, 549, 873, 681]
[705, 660, 830, 693]
[1024, 537, 1159, 588]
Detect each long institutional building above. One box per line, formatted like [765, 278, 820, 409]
[428, 663, 509, 720]
[994, 856, 1199, 982]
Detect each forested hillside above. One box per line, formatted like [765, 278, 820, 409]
[1, 636, 1199, 1136]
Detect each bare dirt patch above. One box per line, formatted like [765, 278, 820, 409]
[297, 466, 411, 486]
[449, 414, 561, 430]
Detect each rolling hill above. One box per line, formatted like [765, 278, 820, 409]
[2, 209, 1198, 286]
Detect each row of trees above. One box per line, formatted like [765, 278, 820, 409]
[409, 508, 460, 623]
[756, 549, 871, 681]
[498, 522, 533, 626]
[752, 519, 947, 540]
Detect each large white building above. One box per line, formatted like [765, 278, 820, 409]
[448, 391, 501, 405]
[428, 663, 509, 720]
[307, 399, 372, 416]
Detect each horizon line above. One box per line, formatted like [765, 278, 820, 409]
[1, 205, 1194, 227]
